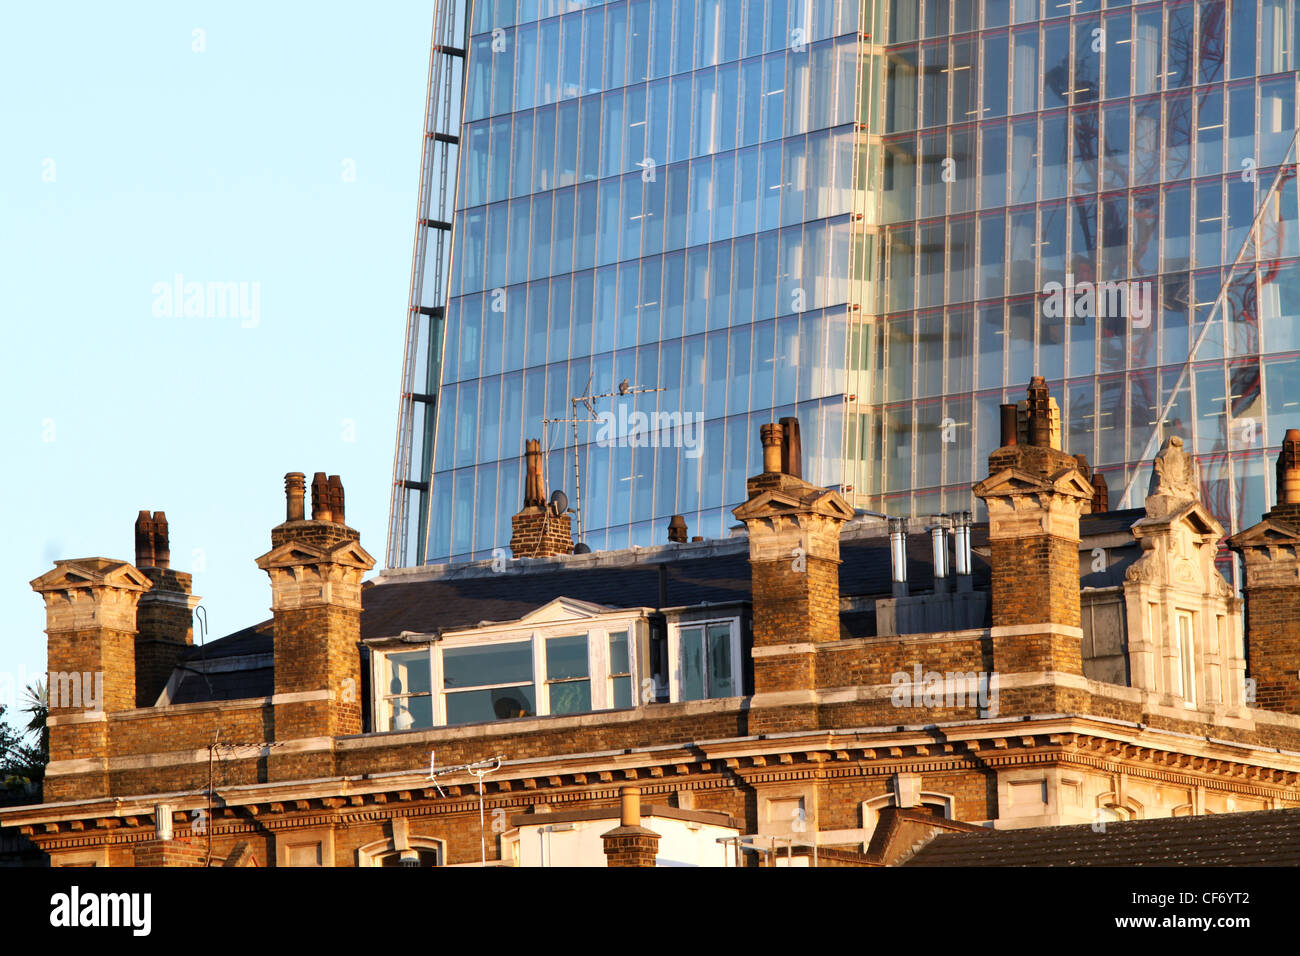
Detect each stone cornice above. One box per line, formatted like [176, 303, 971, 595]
[11, 714, 1299, 843]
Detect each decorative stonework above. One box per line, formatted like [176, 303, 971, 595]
[30, 560, 153, 634]
[255, 539, 375, 611]
[1124, 446, 1246, 717]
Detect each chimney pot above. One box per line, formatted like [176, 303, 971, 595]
[311, 472, 332, 522]
[1026, 377, 1051, 447]
[999, 404, 1019, 447]
[760, 423, 784, 474]
[285, 472, 306, 522]
[522, 439, 546, 508]
[1091, 471, 1110, 513]
[1279, 429, 1300, 506]
[779, 416, 803, 479]
[135, 511, 155, 568]
[327, 475, 345, 525]
[152, 512, 170, 569]
[667, 515, 688, 543]
[620, 786, 641, 828]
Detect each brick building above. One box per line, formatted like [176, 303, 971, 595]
[4, 381, 1300, 867]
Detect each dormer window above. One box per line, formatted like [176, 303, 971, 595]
[369, 599, 648, 731]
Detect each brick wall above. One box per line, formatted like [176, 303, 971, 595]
[1243, 585, 1300, 714]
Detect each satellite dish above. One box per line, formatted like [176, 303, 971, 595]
[573, 542, 592, 554]
[549, 489, 569, 516]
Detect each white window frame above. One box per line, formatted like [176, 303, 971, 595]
[372, 615, 645, 730]
[437, 636, 538, 726]
[667, 617, 742, 703]
[378, 647, 436, 732]
[606, 628, 635, 710]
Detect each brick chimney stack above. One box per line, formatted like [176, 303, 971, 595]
[1229, 429, 1300, 714]
[31, 558, 155, 800]
[733, 419, 854, 721]
[509, 439, 574, 558]
[974, 378, 1093, 680]
[132, 511, 200, 707]
[257, 471, 375, 774]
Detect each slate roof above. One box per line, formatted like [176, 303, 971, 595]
[167, 621, 274, 704]
[904, 809, 1300, 866]
[168, 666, 274, 705]
[166, 508, 1137, 700]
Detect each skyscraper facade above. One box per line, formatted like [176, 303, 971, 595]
[390, 0, 1300, 569]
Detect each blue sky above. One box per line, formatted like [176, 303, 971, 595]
[0, 2, 432, 722]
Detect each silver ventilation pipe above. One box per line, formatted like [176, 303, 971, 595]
[930, 516, 951, 592]
[889, 517, 908, 598]
[952, 511, 973, 591]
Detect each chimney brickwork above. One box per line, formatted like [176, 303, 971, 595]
[509, 439, 573, 558]
[257, 472, 375, 779]
[133, 511, 200, 707]
[1230, 430, 1300, 714]
[30, 558, 154, 801]
[974, 378, 1092, 680]
[601, 787, 660, 867]
[734, 420, 853, 727]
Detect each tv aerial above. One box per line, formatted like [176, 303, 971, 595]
[543, 374, 664, 542]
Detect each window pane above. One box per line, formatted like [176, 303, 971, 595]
[706, 622, 734, 696]
[609, 630, 630, 673]
[443, 641, 533, 688]
[546, 634, 590, 680]
[387, 695, 433, 730]
[549, 679, 591, 715]
[680, 626, 705, 700]
[446, 685, 537, 724]
[387, 651, 431, 695]
[612, 676, 633, 708]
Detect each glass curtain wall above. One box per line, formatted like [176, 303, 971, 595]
[425, 0, 865, 562]
[865, 0, 1300, 541]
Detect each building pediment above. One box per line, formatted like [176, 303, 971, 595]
[30, 558, 153, 595]
[732, 487, 854, 523]
[973, 467, 1092, 501]
[515, 596, 620, 625]
[1229, 518, 1300, 551]
[1134, 500, 1223, 541]
[255, 538, 376, 572]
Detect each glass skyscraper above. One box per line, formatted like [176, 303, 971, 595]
[390, 0, 1300, 569]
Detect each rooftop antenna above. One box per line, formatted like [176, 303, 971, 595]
[428, 750, 504, 866]
[543, 377, 664, 541]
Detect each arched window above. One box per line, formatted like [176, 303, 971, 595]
[357, 836, 446, 867]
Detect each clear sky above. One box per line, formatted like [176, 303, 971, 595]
[0, 2, 433, 724]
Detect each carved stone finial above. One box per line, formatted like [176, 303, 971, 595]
[1146, 436, 1200, 517]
